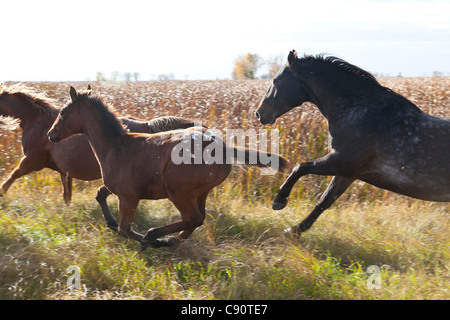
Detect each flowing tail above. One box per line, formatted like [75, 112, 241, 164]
[226, 146, 292, 173]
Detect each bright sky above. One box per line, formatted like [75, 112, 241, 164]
[1, 0, 449, 81]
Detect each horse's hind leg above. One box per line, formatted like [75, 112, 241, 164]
[140, 194, 205, 250]
[95, 185, 118, 231]
[290, 176, 353, 235]
[59, 173, 72, 205]
[1, 156, 40, 196]
[177, 191, 208, 240]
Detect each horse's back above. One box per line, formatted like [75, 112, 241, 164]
[120, 116, 151, 133]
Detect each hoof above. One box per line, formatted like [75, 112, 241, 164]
[272, 196, 288, 210]
[283, 225, 302, 238]
[106, 222, 118, 231]
[140, 240, 157, 251]
[166, 236, 181, 247]
[140, 236, 180, 251]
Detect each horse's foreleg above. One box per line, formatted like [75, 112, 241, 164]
[273, 153, 350, 210]
[1, 156, 39, 196]
[95, 185, 118, 230]
[117, 197, 143, 242]
[59, 173, 73, 205]
[290, 176, 354, 234]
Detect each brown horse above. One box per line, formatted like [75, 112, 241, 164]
[48, 87, 291, 249]
[0, 85, 201, 227]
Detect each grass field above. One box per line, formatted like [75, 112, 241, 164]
[0, 78, 449, 300]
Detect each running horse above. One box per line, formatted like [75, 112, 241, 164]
[256, 50, 450, 235]
[0, 85, 201, 217]
[48, 87, 290, 249]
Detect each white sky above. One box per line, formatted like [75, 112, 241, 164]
[1, 0, 449, 80]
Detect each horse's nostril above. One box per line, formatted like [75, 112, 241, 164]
[47, 130, 57, 143]
[255, 111, 261, 120]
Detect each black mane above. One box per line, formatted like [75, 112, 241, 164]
[300, 54, 379, 85]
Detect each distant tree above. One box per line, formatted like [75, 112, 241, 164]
[96, 71, 140, 82]
[232, 59, 246, 80]
[110, 71, 119, 81]
[232, 53, 262, 79]
[96, 72, 106, 82]
[122, 72, 132, 81]
[432, 71, 444, 77]
[158, 73, 175, 81]
[265, 55, 284, 78]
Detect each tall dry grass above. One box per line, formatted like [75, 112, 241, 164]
[1, 78, 449, 202]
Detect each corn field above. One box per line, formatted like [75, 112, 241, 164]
[1, 78, 449, 204]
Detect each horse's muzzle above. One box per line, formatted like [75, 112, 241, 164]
[47, 130, 60, 143]
[255, 110, 262, 122]
[255, 99, 278, 125]
[255, 110, 275, 125]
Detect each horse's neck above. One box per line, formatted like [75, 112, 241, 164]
[303, 72, 371, 121]
[79, 106, 123, 167]
[84, 124, 119, 166]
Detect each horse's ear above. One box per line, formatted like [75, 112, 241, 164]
[287, 50, 298, 68]
[69, 86, 78, 102]
[86, 84, 92, 95]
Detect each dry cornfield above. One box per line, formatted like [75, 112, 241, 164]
[1, 78, 449, 203]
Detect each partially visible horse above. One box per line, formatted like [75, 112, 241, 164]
[124, 115, 202, 133]
[0, 85, 201, 224]
[48, 87, 291, 249]
[256, 50, 450, 234]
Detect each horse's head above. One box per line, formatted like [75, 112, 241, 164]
[0, 90, 12, 117]
[256, 50, 310, 125]
[48, 85, 91, 143]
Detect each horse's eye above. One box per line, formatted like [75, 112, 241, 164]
[60, 109, 67, 118]
[273, 79, 279, 85]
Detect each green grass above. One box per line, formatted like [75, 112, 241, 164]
[0, 171, 448, 300]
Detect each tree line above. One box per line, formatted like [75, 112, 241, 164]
[95, 54, 283, 82]
[95, 72, 177, 82]
[96, 54, 449, 81]
[231, 53, 283, 80]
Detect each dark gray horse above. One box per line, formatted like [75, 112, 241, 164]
[256, 50, 450, 234]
